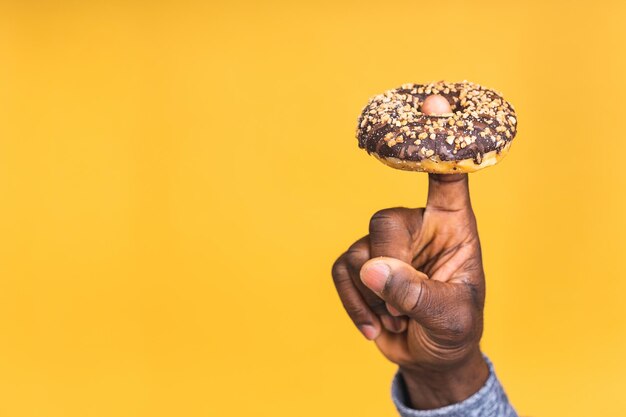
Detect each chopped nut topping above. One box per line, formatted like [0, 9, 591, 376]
[355, 81, 517, 165]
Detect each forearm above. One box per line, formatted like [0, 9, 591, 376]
[392, 355, 518, 417]
[399, 348, 488, 410]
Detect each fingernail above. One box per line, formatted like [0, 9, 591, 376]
[381, 315, 407, 333]
[386, 303, 402, 317]
[358, 324, 378, 340]
[361, 262, 390, 294]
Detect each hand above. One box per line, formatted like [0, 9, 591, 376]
[331, 173, 489, 409]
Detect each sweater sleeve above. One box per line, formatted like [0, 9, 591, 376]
[391, 357, 518, 417]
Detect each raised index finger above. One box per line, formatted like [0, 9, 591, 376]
[421, 94, 472, 212]
[426, 173, 471, 212]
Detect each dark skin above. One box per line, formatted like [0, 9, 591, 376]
[331, 172, 489, 410]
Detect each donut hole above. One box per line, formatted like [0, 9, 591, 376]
[418, 94, 460, 115]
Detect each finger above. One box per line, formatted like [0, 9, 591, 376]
[426, 173, 471, 212]
[332, 255, 381, 340]
[343, 237, 408, 333]
[368, 208, 416, 261]
[421, 94, 452, 116]
[344, 237, 388, 315]
[360, 257, 473, 333]
[386, 303, 402, 317]
[381, 315, 408, 333]
[366, 209, 416, 329]
[421, 94, 472, 212]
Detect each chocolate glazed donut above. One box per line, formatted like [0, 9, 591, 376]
[356, 81, 518, 173]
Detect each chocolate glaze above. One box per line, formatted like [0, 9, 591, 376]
[356, 82, 517, 165]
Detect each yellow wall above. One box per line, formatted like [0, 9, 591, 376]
[0, 1, 625, 416]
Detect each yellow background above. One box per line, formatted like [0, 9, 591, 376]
[0, 1, 625, 416]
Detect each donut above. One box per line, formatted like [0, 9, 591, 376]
[356, 81, 518, 173]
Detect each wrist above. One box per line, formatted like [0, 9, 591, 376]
[399, 348, 489, 410]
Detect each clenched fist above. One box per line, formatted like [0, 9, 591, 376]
[332, 174, 489, 409]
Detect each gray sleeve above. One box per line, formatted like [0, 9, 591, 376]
[391, 357, 518, 417]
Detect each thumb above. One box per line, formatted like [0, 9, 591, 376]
[360, 257, 468, 328]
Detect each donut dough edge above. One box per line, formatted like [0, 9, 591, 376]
[372, 142, 512, 173]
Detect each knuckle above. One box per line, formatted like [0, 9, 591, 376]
[331, 255, 347, 283]
[344, 246, 368, 270]
[368, 300, 388, 316]
[338, 291, 375, 324]
[369, 208, 400, 234]
[345, 303, 369, 322]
